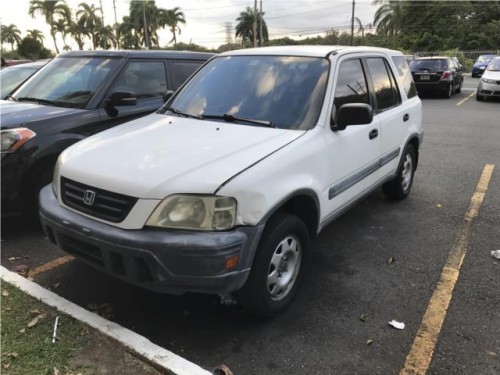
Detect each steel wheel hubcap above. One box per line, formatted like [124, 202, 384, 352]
[401, 153, 413, 191]
[267, 235, 302, 301]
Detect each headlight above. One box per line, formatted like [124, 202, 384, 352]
[479, 66, 486, 70]
[146, 195, 237, 231]
[481, 77, 495, 84]
[52, 157, 62, 198]
[1, 128, 36, 156]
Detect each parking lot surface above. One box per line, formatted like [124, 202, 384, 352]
[2, 76, 499, 374]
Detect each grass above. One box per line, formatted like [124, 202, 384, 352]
[1, 282, 90, 374]
[1, 281, 168, 375]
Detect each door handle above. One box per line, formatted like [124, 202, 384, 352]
[403, 113, 410, 122]
[369, 129, 378, 140]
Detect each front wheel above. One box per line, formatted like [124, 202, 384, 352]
[476, 93, 484, 101]
[383, 144, 416, 200]
[236, 212, 309, 317]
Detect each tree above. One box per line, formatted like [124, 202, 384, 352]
[372, 0, 405, 37]
[68, 15, 89, 50]
[235, 6, 268, 47]
[17, 36, 52, 60]
[354, 17, 373, 41]
[165, 7, 186, 46]
[76, 2, 103, 50]
[29, 0, 71, 54]
[27, 29, 45, 45]
[98, 25, 117, 50]
[1, 24, 22, 51]
[54, 18, 70, 50]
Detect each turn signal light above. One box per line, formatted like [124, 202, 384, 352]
[225, 255, 240, 270]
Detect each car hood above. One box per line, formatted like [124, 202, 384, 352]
[60, 113, 305, 199]
[0, 100, 86, 129]
[482, 70, 500, 80]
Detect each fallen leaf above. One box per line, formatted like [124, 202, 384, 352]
[19, 328, 26, 334]
[2, 290, 9, 297]
[27, 314, 46, 328]
[359, 314, 367, 322]
[30, 309, 41, 315]
[436, 204, 442, 208]
[3, 363, 10, 369]
[388, 320, 405, 330]
[387, 257, 395, 264]
[12, 264, 30, 276]
[8, 257, 21, 262]
[53, 367, 60, 375]
[5, 352, 19, 358]
[5, 307, 12, 311]
[486, 350, 497, 356]
[50, 282, 61, 290]
[366, 339, 373, 345]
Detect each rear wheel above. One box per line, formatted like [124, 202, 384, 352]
[455, 79, 462, 93]
[383, 144, 416, 201]
[236, 212, 309, 317]
[443, 83, 452, 98]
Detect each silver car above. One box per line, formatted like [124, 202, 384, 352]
[476, 56, 500, 101]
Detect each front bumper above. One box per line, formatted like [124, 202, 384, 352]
[477, 80, 500, 98]
[39, 186, 264, 295]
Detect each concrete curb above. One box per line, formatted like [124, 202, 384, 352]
[1, 266, 212, 375]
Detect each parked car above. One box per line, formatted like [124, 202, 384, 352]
[410, 56, 463, 98]
[471, 54, 497, 78]
[476, 56, 500, 101]
[1, 50, 213, 217]
[404, 54, 416, 65]
[39, 46, 423, 317]
[0, 61, 47, 99]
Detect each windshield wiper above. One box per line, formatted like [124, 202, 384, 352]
[164, 106, 202, 119]
[202, 113, 275, 128]
[5, 95, 17, 102]
[17, 97, 59, 106]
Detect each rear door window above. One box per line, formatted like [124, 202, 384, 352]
[112, 61, 168, 100]
[169, 61, 204, 90]
[366, 57, 401, 111]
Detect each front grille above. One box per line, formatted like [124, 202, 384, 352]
[61, 177, 137, 222]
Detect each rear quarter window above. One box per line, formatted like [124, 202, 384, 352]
[392, 56, 418, 99]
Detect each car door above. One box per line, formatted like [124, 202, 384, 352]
[322, 56, 382, 220]
[364, 56, 407, 178]
[97, 59, 169, 130]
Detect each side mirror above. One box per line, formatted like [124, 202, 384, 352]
[106, 91, 137, 107]
[162, 90, 174, 103]
[332, 103, 373, 131]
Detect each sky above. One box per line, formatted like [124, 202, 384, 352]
[0, 0, 379, 50]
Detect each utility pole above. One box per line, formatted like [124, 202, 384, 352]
[253, 0, 257, 48]
[225, 22, 233, 46]
[350, 0, 355, 46]
[142, 0, 150, 50]
[99, 0, 104, 24]
[113, 0, 120, 49]
[259, 0, 263, 47]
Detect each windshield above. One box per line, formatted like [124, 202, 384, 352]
[410, 59, 448, 71]
[12, 57, 122, 108]
[165, 55, 329, 130]
[0, 66, 40, 99]
[477, 55, 496, 63]
[487, 58, 500, 71]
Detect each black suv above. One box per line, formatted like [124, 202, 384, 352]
[1, 50, 213, 217]
[410, 56, 463, 98]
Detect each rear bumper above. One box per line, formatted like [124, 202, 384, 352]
[414, 80, 450, 92]
[39, 186, 264, 295]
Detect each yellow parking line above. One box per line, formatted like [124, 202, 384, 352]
[400, 164, 495, 375]
[30, 255, 75, 277]
[456, 91, 475, 106]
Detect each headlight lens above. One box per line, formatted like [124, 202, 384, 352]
[1, 128, 36, 156]
[481, 77, 495, 84]
[146, 195, 237, 231]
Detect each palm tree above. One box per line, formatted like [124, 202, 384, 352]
[128, 0, 161, 48]
[354, 17, 373, 40]
[166, 7, 186, 46]
[1, 24, 22, 51]
[29, 0, 71, 54]
[54, 18, 70, 50]
[68, 16, 89, 50]
[76, 2, 103, 50]
[98, 25, 117, 50]
[27, 29, 45, 45]
[372, 0, 405, 37]
[235, 6, 268, 47]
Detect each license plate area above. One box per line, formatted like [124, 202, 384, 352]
[420, 75, 430, 81]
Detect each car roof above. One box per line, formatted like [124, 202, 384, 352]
[219, 45, 403, 58]
[414, 56, 450, 60]
[57, 50, 214, 61]
[5, 61, 47, 69]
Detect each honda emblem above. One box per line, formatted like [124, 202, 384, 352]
[83, 190, 96, 206]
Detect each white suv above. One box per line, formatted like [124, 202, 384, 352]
[40, 46, 423, 316]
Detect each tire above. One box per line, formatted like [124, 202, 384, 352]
[455, 79, 462, 93]
[26, 163, 55, 221]
[236, 212, 309, 317]
[383, 144, 416, 201]
[476, 93, 484, 101]
[443, 83, 452, 98]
